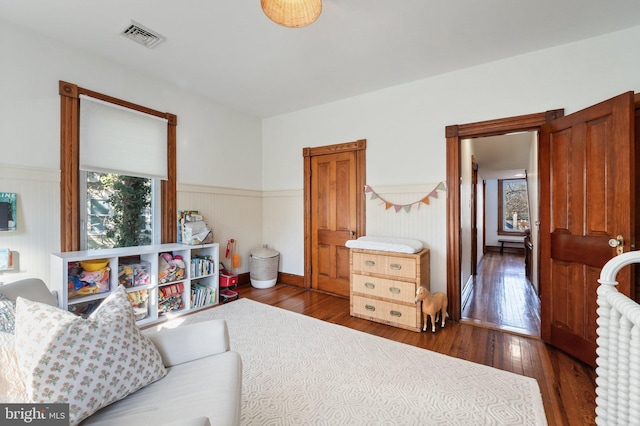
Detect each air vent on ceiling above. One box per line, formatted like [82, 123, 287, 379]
[121, 21, 165, 48]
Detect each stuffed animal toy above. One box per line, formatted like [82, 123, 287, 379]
[79, 267, 110, 294]
[158, 253, 186, 283]
[415, 286, 448, 333]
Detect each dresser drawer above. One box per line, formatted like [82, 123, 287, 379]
[351, 295, 418, 329]
[351, 274, 416, 304]
[351, 252, 416, 279]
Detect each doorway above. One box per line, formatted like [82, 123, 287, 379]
[460, 132, 541, 336]
[448, 93, 637, 367]
[445, 110, 564, 322]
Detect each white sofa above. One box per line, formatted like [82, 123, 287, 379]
[0, 278, 243, 426]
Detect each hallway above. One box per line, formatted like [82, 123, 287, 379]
[461, 252, 541, 337]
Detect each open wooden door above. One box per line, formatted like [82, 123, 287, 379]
[303, 140, 366, 297]
[539, 91, 636, 367]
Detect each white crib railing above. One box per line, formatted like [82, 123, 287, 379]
[596, 251, 640, 426]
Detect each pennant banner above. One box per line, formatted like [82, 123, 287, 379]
[364, 182, 446, 213]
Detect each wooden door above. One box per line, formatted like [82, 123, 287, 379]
[303, 140, 366, 297]
[539, 92, 635, 367]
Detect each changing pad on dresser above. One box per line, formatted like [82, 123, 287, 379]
[345, 236, 423, 254]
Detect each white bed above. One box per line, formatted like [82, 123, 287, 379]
[596, 251, 640, 425]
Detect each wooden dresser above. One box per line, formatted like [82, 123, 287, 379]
[349, 248, 430, 332]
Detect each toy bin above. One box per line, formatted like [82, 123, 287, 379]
[249, 247, 279, 289]
[68, 259, 110, 299]
[220, 270, 238, 287]
[219, 264, 239, 303]
[118, 260, 151, 288]
[127, 289, 149, 321]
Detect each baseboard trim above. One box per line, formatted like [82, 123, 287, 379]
[238, 272, 250, 286]
[278, 272, 304, 288]
[236, 272, 304, 289]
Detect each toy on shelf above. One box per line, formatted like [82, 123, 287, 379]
[118, 260, 151, 288]
[158, 252, 186, 284]
[68, 259, 110, 299]
[158, 283, 185, 315]
[127, 289, 149, 321]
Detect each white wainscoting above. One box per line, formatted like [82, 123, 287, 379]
[364, 184, 447, 293]
[262, 189, 305, 276]
[0, 165, 60, 285]
[177, 184, 263, 274]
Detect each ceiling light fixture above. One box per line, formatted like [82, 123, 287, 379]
[261, 0, 322, 28]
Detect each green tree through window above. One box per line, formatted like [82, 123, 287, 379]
[86, 172, 152, 249]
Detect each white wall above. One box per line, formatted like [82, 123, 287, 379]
[485, 180, 526, 245]
[362, 185, 447, 291]
[0, 19, 263, 284]
[485, 180, 499, 246]
[527, 132, 540, 292]
[458, 138, 485, 291]
[460, 139, 473, 290]
[2, 18, 640, 295]
[262, 190, 304, 274]
[0, 167, 60, 284]
[476, 174, 484, 270]
[262, 25, 640, 292]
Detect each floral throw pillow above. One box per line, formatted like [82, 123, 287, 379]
[0, 294, 16, 333]
[15, 285, 166, 426]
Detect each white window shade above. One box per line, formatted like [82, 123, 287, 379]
[80, 95, 168, 180]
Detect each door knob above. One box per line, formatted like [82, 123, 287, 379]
[349, 230, 355, 237]
[608, 235, 624, 255]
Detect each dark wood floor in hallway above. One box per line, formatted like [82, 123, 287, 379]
[462, 252, 541, 337]
[235, 282, 597, 425]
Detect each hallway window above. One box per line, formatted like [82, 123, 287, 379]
[498, 178, 530, 235]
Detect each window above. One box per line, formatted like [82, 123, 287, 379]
[77, 95, 166, 250]
[498, 178, 530, 236]
[59, 81, 177, 252]
[81, 171, 160, 250]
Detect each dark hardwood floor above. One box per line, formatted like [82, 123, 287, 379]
[462, 252, 541, 337]
[235, 281, 597, 426]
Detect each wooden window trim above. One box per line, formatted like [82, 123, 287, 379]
[59, 81, 177, 252]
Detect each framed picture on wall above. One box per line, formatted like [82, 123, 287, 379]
[0, 192, 17, 231]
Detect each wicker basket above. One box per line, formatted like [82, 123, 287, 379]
[250, 247, 279, 289]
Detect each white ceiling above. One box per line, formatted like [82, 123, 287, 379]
[2, 1, 640, 119]
[470, 132, 535, 180]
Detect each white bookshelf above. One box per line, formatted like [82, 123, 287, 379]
[51, 243, 219, 327]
